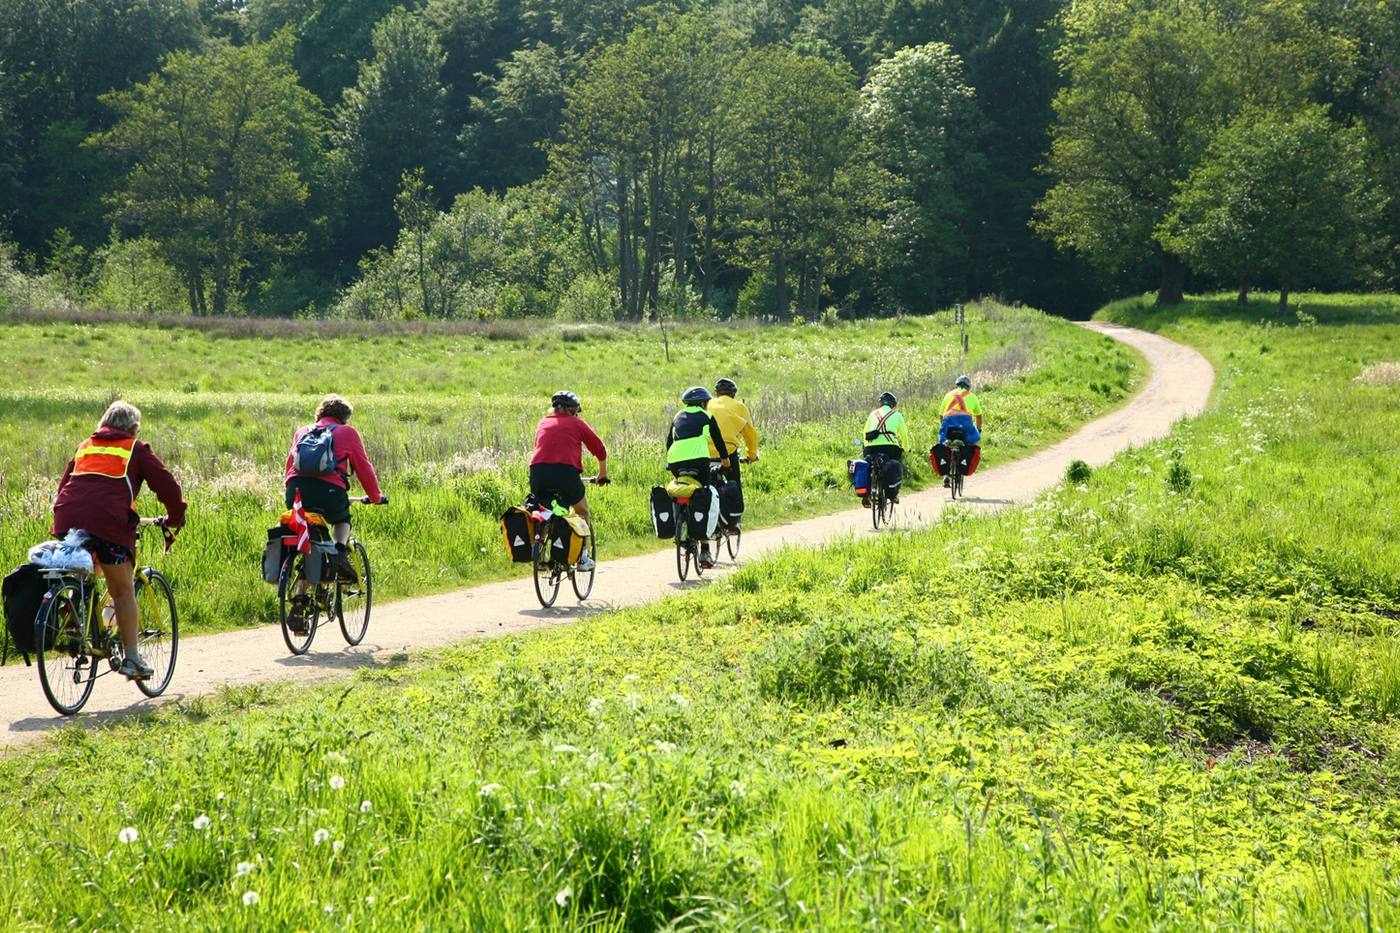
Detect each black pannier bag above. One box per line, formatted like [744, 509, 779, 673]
[685, 486, 719, 539]
[720, 480, 744, 526]
[500, 507, 536, 563]
[650, 486, 676, 539]
[3, 563, 46, 665]
[880, 458, 903, 495]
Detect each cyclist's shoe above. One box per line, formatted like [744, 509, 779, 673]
[861, 494, 871, 508]
[334, 544, 358, 583]
[287, 595, 311, 635]
[576, 551, 596, 572]
[698, 547, 716, 570]
[942, 476, 950, 489]
[890, 494, 900, 504]
[118, 654, 154, 681]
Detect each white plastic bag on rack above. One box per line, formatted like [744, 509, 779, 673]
[28, 529, 95, 574]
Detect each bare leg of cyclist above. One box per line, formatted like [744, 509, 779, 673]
[101, 562, 148, 677]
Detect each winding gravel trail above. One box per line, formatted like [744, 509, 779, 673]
[0, 322, 1213, 749]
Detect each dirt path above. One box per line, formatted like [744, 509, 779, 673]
[0, 323, 1212, 748]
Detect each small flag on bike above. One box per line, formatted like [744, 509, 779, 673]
[291, 491, 311, 555]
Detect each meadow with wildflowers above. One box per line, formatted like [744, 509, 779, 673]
[2, 294, 1400, 927]
[0, 304, 1137, 637]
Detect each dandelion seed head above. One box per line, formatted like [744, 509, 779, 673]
[329, 775, 346, 791]
[242, 891, 260, 907]
[555, 886, 573, 908]
[332, 840, 344, 855]
[479, 783, 502, 797]
[192, 814, 211, 831]
[360, 800, 373, 813]
[235, 861, 255, 877]
[313, 828, 331, 846]
[118, 827, 139, 845]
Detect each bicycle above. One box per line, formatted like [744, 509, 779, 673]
[866, 451, 897, 530]
[277, 496, 383, 656]
[529, 477, 602, 609]
[34, 519, 179, 716]
[945, 427, 967, 500]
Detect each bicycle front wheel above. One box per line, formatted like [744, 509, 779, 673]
[135, 569, 178, 698]
[279, 553, 319, 655]
[675, 530, 690, 582]
[571, 530, 595, 601]
[871, 488, 884, 530]
[726, 526, 741, 560]
[337, 541, 372, 646]
[37, 586, 95, 716]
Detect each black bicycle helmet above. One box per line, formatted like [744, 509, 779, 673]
[551, 390, 581, 412]
[879, 391, 897, 408]
[955, 374, 972, 389]
[715, 377, 738, 396]
[682, 386, 712, 405]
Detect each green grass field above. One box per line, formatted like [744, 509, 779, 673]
[3, 293, 1398, 928]
[0, 303, 1138, 637]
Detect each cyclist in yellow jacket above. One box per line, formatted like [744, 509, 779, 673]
[862, 391, 909, 505]
[707, 378, 759, 529]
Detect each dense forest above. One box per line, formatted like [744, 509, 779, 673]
[1, 0, 1397, 319]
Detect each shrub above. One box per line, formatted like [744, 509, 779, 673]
[1066, 459, 1092, 484]
[1166, 449, 1192, 493]
[556, 272, 617, 322]
[754, 618, 984, 707]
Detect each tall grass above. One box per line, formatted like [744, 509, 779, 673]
[0, 304, 1139, 634]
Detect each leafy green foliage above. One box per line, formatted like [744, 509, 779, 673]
[1160, 106, 1388, 310]
[91, 35, 326, 315]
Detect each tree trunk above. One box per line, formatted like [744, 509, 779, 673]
[616, 170, 631, 320]
[1237, 281, 1249, 305]
[1155, 249, 1185, 306]
[773, 255, 788, 318]
[1279, 283, 1290, 313]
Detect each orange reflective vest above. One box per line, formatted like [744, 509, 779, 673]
[72, 436, 137, 504]
[943, 391, 972, 417]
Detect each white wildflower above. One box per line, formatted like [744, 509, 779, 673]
[652, 741, 678, 754]
[242, 891, 260, 907]
[587, 697, 606, 715]
[479, 783, 503, 797]
[313, 828, 331, 846]
[235, 861, 255, 878]
[332, 840, 344, 855]
[555, 886, 573, 908]
[552, 744, 579, 753]
[329, 775, 346, 791]
[192, 814, 211, 831]
[118, 827, 139, 845]
[360, 800, 373, 814]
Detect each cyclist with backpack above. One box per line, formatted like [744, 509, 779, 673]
[51, 400, 186, 680]
[861, 391, 910, 506]
[667, 386, 730, 568]
[529, 390, 609, 571]
[284, 395, 384, 630]
[706, 378, 759, 529]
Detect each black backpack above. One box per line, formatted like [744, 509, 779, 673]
[292, 424, 340, 476]
[3, 563, 47, 666]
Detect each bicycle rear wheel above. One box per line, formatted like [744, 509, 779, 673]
[725, 526, 741, 560]
[675, 528, 690, 582]
[135, 569, 178, 698]
[37, 586, 95, 716]
[278, 553, 319, 655]
[337, 540, 372, 645]
[871, 486, 884, 530]
[571, 530, 595, 601]
[533, 528, 562, 607]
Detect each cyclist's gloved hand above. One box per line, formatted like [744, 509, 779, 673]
[595, 477, 611, 486]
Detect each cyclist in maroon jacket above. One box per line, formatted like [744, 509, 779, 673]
[529, 390, 608, 569]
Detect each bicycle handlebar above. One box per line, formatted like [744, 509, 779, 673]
[354, 495, 389, 505]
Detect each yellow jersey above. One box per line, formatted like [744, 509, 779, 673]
[707, 395, 760, 460]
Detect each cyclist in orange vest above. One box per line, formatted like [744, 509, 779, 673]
[935, 375, 984, 486]
[52, 401, 187, 681]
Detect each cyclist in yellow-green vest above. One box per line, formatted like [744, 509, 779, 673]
[861, 391, 910, 505]
[667, 386, 731, 479]
[667, 386, 731, 568]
